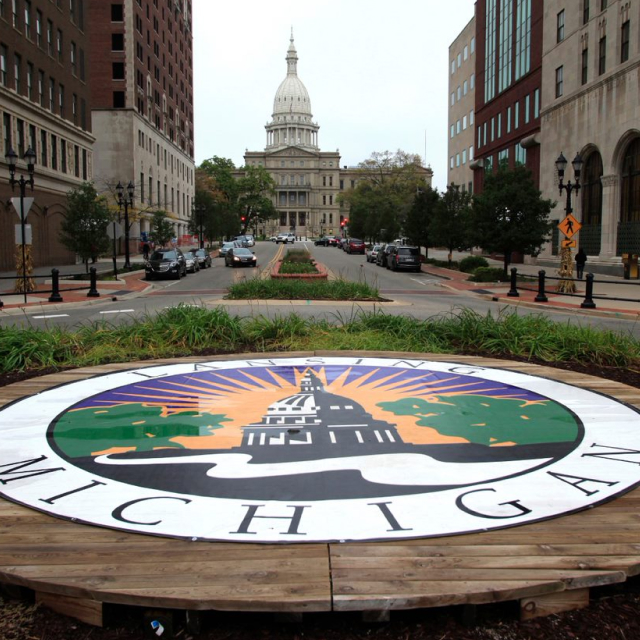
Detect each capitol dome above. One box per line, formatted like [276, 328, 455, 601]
[265, 33, 320, 152]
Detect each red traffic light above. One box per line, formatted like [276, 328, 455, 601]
[241, 216, 246, 222]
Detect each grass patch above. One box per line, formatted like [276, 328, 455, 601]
[226, 278, 382, 300]
[1, 305, 638, 378]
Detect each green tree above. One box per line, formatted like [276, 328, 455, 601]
[431, 184, 472, 265]
[59, 182, 112, 271]
[149, 210, 175, 247]
[236, 165, 277, 234]
[405, 186, 440, 258]
[472, 165, 556, 276]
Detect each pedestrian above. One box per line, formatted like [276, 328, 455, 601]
[575, 248, 587, 279]
[142, 242, 150, 261]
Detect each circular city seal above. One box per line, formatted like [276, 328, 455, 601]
[1, 356, 640, 543]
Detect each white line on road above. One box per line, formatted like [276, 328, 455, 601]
[32, 314, 69, 319]
[99, 309, 135, 314]
[410, 278, 427, 286]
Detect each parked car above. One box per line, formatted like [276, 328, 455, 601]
[145, 248, 187, 280]
[376, 243, 395, 268]
[387, 245, 422, 272]
[346, 238, 366, 254]
[225, 247, 257, 268]
[366, 244, 382, 263]
[219, 241, 237, 257]
[328, 236, 340, 246]
[314, 236, 333, 246]
[183, 250, 200, 273]
[194, 248, 212, 268]
[339, 238, 348, 251]
[276, 233, 295, 244]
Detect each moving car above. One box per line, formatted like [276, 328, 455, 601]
[233, 235, 250, 248]
[314, 236, 333, 246]
[145, 248, 187, 280]
[225, 247, 257, 268]
[244, 235, 255, 247]
[183, 250, 200, 273]
[219, 241, 237, 257]
[387, 245, 422, 272]
[194, 248, 212, 268]
[346, 238, 366, 254]
[276, 233, 295, 244]
[366, 244, 382, 263]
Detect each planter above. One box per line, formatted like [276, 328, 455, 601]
[270, 260, 328, 280]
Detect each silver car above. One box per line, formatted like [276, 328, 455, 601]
[367, 244, 382, 263]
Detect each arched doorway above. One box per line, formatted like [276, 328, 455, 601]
[617, 138, 640, 256]
[580, 150, 603, 255]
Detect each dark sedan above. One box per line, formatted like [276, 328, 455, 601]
[145, 248, 187, 280]
[225, 247, 257, 268]
[376, 244, 395, 268]
[387, 245, 422, 272]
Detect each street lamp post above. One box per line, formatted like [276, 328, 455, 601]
[5, 147, 36, 304]
[193, 203, 205, 249]
[555, 152, 583, 294]
[116, 181, 135, 269]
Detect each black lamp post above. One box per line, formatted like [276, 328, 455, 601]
[193, 203, 205, 249]
[116, 181, 135, 269]
[5, 147, 36, 304]
[555, 152, 583, 216]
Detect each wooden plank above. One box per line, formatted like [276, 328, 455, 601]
[35, 591, 103, 627]
[520, 588, 590, 621]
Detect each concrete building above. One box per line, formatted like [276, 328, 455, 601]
[0, 0, 94, 270]
[538, 0, 639, 274]
[241, 34, 432, 239]
[448, 14, 476, 193]
[471, 0, 543, 196]
[87, 0, 195, 249]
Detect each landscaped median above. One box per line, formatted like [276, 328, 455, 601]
[270, 247, 328, 280]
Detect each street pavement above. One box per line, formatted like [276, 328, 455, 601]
[1, 250, 639, 319]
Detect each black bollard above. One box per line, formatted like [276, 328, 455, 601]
[534, 270, 548, 302]
[507, 267, 519, 297]
[87, 267, 100, 298]
[48, 268, 63, 303]
[581, 273, 596, 309]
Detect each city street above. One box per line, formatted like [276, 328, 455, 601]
[1, 241, 639, 338]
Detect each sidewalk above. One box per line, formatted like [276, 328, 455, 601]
[422, 256, 640, 318]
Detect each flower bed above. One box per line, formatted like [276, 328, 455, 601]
[270, 259, 328, 280]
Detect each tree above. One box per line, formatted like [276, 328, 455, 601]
[405, 186, 440, 258]
[430, 184, 472, 265]
[149, 210, 175, 247]
[236, 165, 277, 234]
[59, 182, 112, 271]
[472, 165, 556, 276]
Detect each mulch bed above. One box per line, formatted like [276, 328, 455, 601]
[2, 355, 640, 639]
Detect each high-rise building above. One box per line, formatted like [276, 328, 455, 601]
[471, 1, 543, 195]
[538, 0, 639, 273]
[0, 0, 94, 270]
[448, 15, 476, 194]
[87, 0, 195, 249]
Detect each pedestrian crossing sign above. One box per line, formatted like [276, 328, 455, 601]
[561, 239, 577, 248]
[558, 214, 582, 239]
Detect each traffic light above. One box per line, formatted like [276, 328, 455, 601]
[241, 216, 246, 223]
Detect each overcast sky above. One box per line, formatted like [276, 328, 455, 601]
[193, 0, 476, 191]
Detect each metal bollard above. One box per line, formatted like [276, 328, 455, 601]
[507, 267, 519, 297]
[87, 267, 100, 298]
[534, 270, 548, 302]
[48, 268, 63, 303]
[581, 273, 596, 309]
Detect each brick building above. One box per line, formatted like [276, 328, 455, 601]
[87, 0, 195, 248]
[0, 0, 94, 270]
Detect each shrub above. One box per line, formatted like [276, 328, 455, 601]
[468, 267, 509, 282]
[459, 255, 489, 273]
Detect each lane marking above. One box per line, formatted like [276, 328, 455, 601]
[32, 314, 69, 319]
[99, 309, 135, 315]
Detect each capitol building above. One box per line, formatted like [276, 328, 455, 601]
[239, 34, 433, 238]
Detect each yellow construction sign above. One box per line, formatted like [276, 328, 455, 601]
[557, 214, 582, 239]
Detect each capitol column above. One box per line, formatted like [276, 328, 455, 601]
[599, 174, 619, 260]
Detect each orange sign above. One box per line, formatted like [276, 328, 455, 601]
[558, 214, 582, 239]
[561, 239, 577, 248]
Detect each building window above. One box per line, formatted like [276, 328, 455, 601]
[112, 33, 124, 51]
[555, 66, 563, 97]
[56, 29, 63, 61]
[582, 48, 589, 84]
[583, 0, 590, 24]
[621, 139, 640, 223]
[36, 9, 41, 46]
[582, 151, 603, 225]
[11, 0, 18, 27]
[534, 88, 540, 118]
[499, 0, 513, 93]
[38, 69, 44, 105]
[112, 62, 124, 80]
[24, 0, 31, 39]
[40, 130, 47, 167]
[2, 113, 10, 157]
[47, 20, 53, 56]
[524, 94, 530, 123]
[599, 36, 606, 75]
[113, 91, 124, 107]
[16, 118, 24, 157]
[557, 10, 565, 43]
[484, 0, 497, 101]
[507, 106, 512, 133]
[111, 3, 123, 21]
[514, 101, 520, 127]
[26, 62, 32, 99]
[515, 0, 532, 81]
[621, 21, 630, 64]
[51, 135, 57, 170]
[13, 53, 20, 92]
[49, 77, 55, 110]
[59, 84, 64, 117]
[61, 138, 66, 172]
[515, 143, 527, 166]
[601, 0, 607, 9]
[0, 45, 6, 87]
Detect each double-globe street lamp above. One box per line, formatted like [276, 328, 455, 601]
[555, 152, 583, 217]
[5, 147, 36, 304]
[116, 181, 135, 269]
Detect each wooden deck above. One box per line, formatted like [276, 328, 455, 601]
[1, 354, 640, 625]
